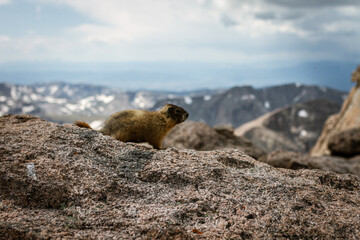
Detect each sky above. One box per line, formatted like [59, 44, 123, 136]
[0, 0, 359, 91]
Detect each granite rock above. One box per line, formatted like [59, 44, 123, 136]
[328, 128, 360, 157]
[259, 150, 360, 176]
[163, 121, 265, 159]
[311, 66, 360, 156]
[1, 114, 359, 239]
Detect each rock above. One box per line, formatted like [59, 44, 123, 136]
[352, 65, 360, 85]
[258, 151, 307, 170]
[162, 121, 265, 159]
[235, 99, 340, 153]
[1, 114, 360, 239]
[259, 150, 360, 175]
[328, 128, 360, 157]
[349, 155, 360, 175]
[311, 66, 360, 156]
[213, 124, 236, 138]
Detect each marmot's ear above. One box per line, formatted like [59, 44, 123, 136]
[166, 106, 173, 118]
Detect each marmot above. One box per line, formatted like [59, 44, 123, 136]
[75, 104, 189, 150]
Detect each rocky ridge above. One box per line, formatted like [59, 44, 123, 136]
[0, 114, 359, 239]
[235, 99, 340, 153]
[311, 66, 360, 156]
[153, 83, 346, 127]
[1, 82, 346, 129]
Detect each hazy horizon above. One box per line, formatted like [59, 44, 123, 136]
[0, 60, 357, 92]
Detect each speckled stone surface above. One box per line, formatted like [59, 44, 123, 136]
[1, 114, 359, 239]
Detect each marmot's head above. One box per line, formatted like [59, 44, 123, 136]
[160, 104, 189, 123]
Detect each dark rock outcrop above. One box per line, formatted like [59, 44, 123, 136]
[162, 121, 265, 159]
[1, 114, 360, 239]
[259, 150, 360, 176]
[328, 128, 360, 158]
[235, 99, 340, 153]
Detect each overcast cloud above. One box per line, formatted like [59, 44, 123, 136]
[0, 0, 358, 90]
[0, 0, 358, 63]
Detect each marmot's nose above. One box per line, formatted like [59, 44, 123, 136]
[183, 112, 189, 120]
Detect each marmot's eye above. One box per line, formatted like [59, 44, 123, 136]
[175, 109, 180, 114]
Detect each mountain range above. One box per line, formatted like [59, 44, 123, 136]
[0, 82, 346, 128]
[152, 83, 346, 127]
[235, 99, 341, 153]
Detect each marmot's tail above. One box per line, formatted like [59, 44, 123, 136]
[75, 121, 92, 129]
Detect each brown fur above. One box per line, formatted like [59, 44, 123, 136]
[75, 104, 188, 149]
[75, 121, 92, 129]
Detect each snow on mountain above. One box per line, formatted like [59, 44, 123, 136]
[0, 82, 346, 127]
[235, 99, 341, 153]
[298, 109, 309, 118]
[204, 95, 211, 101]
[184, 96, 193, 105]
[132, 92, 162, 109]
[0, 82, 186, 123]
[152, 83, 346, 127]
[264, 101, 270, 109]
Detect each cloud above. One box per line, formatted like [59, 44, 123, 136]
[70, 24, 148, 44]
[49, 0, 201, 46]
[267, 0, 360, 8]
[220, 14, 238, 27]
[28, 0, 360, 42]
[254, 12, 277, 20]
[0, 0, 11, 5]
[0, 0, 359, 64]
[219, 0, 360, 42]
[0, 35, 10, 43]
